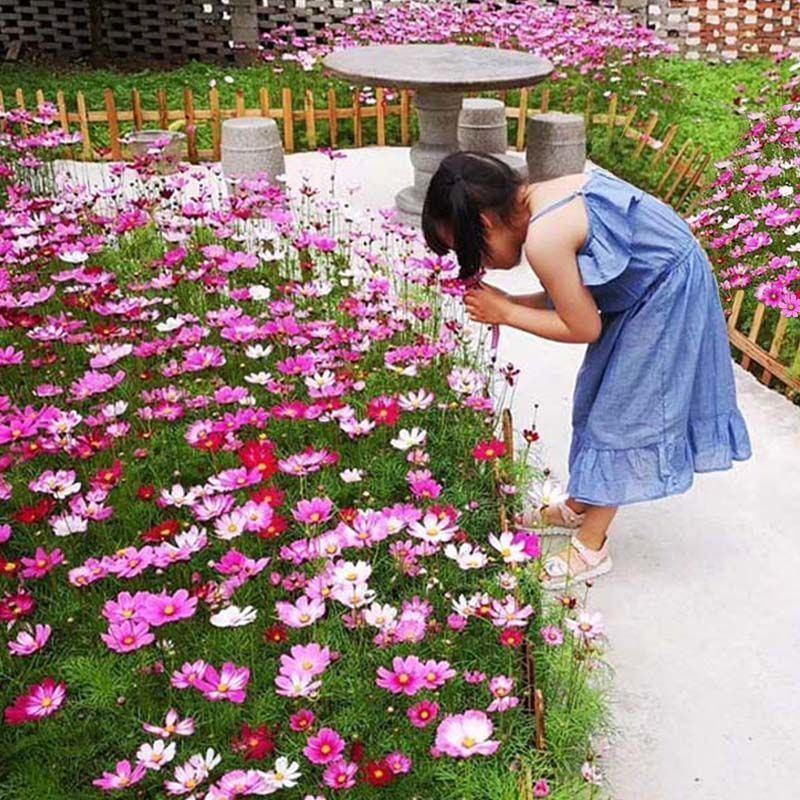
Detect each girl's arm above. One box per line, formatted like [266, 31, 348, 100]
[464, 241, 601, 344]
[508, 290, 550, 310]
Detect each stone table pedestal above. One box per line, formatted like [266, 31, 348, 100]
[323, 44, 552, 227]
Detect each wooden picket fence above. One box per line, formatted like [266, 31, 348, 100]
[0, 83, 710, 212]
[725, 291, 800, 399]
[2, 80, 797, 399]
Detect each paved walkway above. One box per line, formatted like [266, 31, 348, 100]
[283, 146, 800, 800]
[59, 148, 800, 798]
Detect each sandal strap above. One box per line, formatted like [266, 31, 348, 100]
[569, 534, 608, 567]
[556, 500, 586, 526]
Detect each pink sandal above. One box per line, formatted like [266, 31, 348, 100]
[515, 498, 587, 534]
[540, 534, 613, 591]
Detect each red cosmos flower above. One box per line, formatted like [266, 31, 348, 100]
[193, 432, 226, 452]
[257, 514, 287, 540]
[367, 395, 400, 427]
[137, 485, 155, 501]
[91, 459, 123, 491]
[13, 498, 55, 525]
[0, 558, 19, 579]
[338, 507, 359, 525]
[362, 759, 395, 787]
[499, 629, 524, 648]
[238, 440, 279, 480]
[523, 427, 540, 443]
[140, 519, 180, 544]
[472, 439, 506, 461]
[262, 624, 288, 645]
[231, 723, 276, 761]
[250, 485, 285, 509]
[349, 741, 366, 764]
[0, 592, 36, 623]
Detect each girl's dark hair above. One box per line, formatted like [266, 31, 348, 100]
[422, 150, 526, 281]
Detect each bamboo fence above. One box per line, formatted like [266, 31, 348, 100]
[2, 82, 798, 398]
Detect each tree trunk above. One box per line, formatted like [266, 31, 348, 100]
[87, 0, 107, 66]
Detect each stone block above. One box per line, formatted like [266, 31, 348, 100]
[221, 117, 285, 186]
[525, 112, 586, 183]
[458, 98, 508, 153]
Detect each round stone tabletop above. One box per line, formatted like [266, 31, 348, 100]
[323, 43, 552, 92]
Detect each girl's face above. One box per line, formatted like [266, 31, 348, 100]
[436, 210, 524, 272]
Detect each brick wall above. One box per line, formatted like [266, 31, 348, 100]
[620, 0, 800, 60]
[0, 0, 797, 64]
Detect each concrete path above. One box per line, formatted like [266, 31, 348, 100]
[58, 147, 800, 798]
[282, 146, 800, 800]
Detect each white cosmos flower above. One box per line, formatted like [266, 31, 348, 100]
[390, 427, 427, 450]
[244, 344, 273, 359]
[156, 316, 186, 333]
[248, 284, 272, 300]
[330, 581, 376, 609]
[339, 468, 364, 483]
[209, 605, 257, 628]
[363, 602, 398, 629]
[265, 757, 302, 789]
[408, 511, 458, 544]
[332, 559, 372, 585]
[488, 532, 528, 564]
[398, 388, 435, 411]
[305, 370, 336, 392]
[244, 371, 272, 385]
[136, 739, 176, 771]
[525, 476, 567, 509]
[444, 542, 488, 570]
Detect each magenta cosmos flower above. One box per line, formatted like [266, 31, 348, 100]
[303, 727, 346, 765]
[100, 620, 155, 653]
[140, 588, 198, 627]
[434, 710, 500, 758]
[375, 655, 426, 696]
[407, 700, 439, 728]
[25, 677, 67, 719]
[92, 760, 147, 792]
[197, 662, 250, 704]
[322, 759, 358, 790]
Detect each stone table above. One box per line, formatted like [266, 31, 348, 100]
[323, 43, 552, 226]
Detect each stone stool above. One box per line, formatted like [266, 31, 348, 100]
[526, 111, 586, 182]
[457, 97, 528, 180]
[221, 118, 286, 188]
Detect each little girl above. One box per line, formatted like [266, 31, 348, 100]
[421, 151, 753, 590]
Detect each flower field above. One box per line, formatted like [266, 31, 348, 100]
[0, 112, 608, 799]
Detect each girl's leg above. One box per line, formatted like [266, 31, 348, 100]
[541, 501, 617, 583]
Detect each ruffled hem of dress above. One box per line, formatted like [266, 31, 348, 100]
[577, 172, 645, 287]
[566, 408, 752, 507]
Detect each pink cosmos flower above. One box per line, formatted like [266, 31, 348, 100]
[540, 625, 564, 646]
[23, 677, 67, 720]
[170, 660, 209, 689]
[303, 727, 345, 765]
[196, 662, 250, 704]
[565, 611, 604, 643]
[102, 590, 150, 625]
[141, 589, 198, 627]
[292, 497, 334, 526]
[92, 760, 147, 792]
[385, 751, 412, 775]
[407, 700, 439, 728]
[533, 778, 551, 797]
[101, 620, 155, 653]
[322, 759, 358, 790]
[375, 655, 426, 696]
[136, 739, 177, 771]
[279, 642, 331, 679]
[289, 709, 315, 732]
[275, 595, 326, 628]
[142, 708, 195, 738]
[420, 659, 456, 690]
[20, 547, 64, 579]
[8, 623, 51, 657]
[434, 710, 500, 758]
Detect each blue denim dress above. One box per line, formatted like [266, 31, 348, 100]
[535, 167, 752, 506]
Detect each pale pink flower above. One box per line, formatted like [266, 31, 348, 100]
[142, 708, 195, 739]
[92, 760, 147, 792]
[8, 623, 51, 657]
[434, 710, 500, 758]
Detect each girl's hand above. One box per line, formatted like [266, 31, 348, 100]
[464, 283, 513, 325]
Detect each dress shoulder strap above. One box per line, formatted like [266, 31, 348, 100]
[528, 190, 583, 225]
[528, 170, 601, 226]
